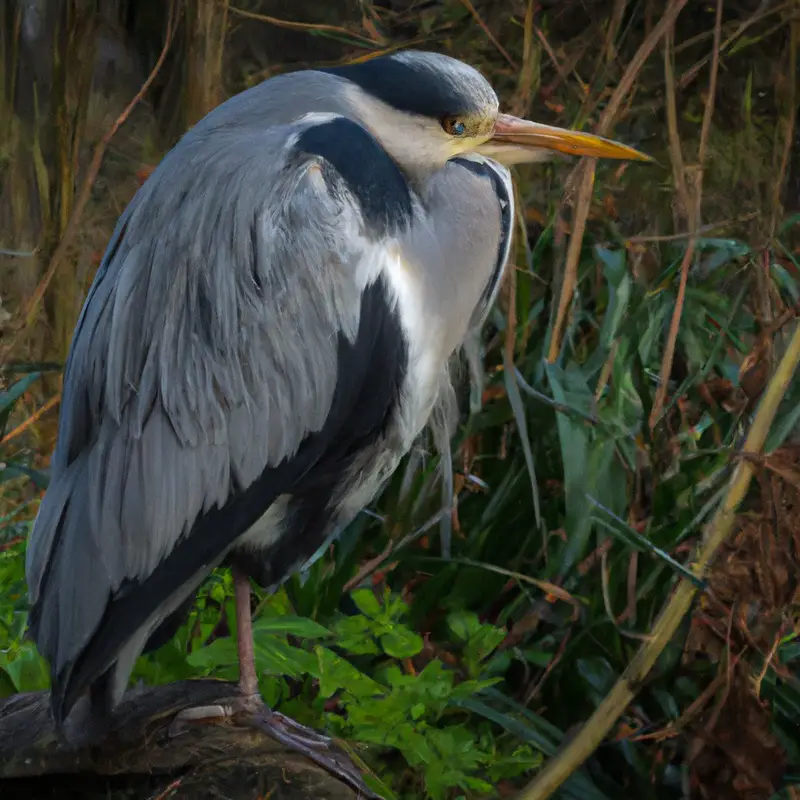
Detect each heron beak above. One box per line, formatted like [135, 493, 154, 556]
[476, 113, 653, 166]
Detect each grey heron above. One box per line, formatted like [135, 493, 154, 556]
[25, 50, 649, 786]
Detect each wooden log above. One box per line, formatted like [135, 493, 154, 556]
[0, 679, 362, 800]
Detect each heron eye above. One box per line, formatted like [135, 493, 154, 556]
[442, 117, 467, 137]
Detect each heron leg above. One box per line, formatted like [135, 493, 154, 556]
[168, 566, 381, 797]
[232, 562, 258, 697]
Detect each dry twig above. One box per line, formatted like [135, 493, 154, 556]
[627, 213, 759, 243]
[458, 0, 517, 68]
[1, 2, 179, 364]
[0, 248, 37, 258]
[649, 0, 723, 430]
[0, 394, 61, 446]
[546, 0, 689, 363]
[534, 28, 585, 104]
[662, 26, 690, 226]
[769, 10, 798, 238]
[677, 0, 786, 90]
[228, 5, 379, 47]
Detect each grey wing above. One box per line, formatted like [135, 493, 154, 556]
[25, 117, 411, 723]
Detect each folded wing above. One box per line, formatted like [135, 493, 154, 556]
[25, 114, 413, 724]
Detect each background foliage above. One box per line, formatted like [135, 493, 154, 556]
[1, 1, 799, 798]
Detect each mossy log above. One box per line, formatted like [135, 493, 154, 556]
[0, 679, 362, 799]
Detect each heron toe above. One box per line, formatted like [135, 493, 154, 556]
[169, 694, 381, 798]
[246, 706, 381, 798]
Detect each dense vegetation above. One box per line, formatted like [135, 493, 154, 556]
[1, 1, 798, 798]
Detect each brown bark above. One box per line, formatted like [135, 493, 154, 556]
[0, 679, 360, 800]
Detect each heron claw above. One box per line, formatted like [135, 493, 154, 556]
[245, 705, 381, 798]
[170, 694, 382, 798]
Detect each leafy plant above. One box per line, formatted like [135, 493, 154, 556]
[135, 583, 527, 798]
[0, 369, 52, 697]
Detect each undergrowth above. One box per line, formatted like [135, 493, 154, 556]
[1, 1, 799, 799]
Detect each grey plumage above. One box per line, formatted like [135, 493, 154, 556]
[24, 49, 649, 731]
[26, 59, 513, 722]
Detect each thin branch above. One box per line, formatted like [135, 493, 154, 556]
[458, 0, 517, 68]
[649, 0, 723, 430]
[604, 0, 629, 65]
[546, 0, 690, 363]
[769, 13, 797, 238]
[518, 319, 800, 800]
[511, 0, 538, 118]
[547, 171, 594, 363]
[677, 0, 783, 90]
[696, 2, 723, 176]
[0, 394, 61, 446]
[673, 0, 787, 55]
[342, 539, 394, 593]
[228, 4, 380, 48]
[0, 248, 38, 258]
[1, 2, 179, 363]
[627, 212, 759, 243]
[663, 25, 690, 226]
[534, 27, 585, 103]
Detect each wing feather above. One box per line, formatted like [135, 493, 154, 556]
[25, 115, 411, 723]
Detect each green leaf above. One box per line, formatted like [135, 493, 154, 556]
[465, 625, 506, 665]
[0, 642, 50, 692]
[185, 637, 237, 670]
[380, 626, 424, 658]
[252, 633, 316, 678]
[333, 614, 381, 655]
[504, 348, 542, 530]
[545, 361, 594, 575]
[638, 301, 670, 366]
[596, 245, 632, 347]
[314, 645, 381, 698]
[252, 615, 331, 639]
[453, 695, 612, 800]
[0, 371, 42, 416]
[447, 609, 482, 642]
[588, 494, 704, 587]
[576, 656, 617, 705]
[0, 461, 50, 489]
[778, 213, 800, 236]
[462, 777, 494, 792]
[764, 389, 800, 453]
[350, 588, 382, 618]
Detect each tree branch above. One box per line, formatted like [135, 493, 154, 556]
[0, 680, 362, 800]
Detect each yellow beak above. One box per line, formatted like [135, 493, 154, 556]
[476, 113, 653, 166]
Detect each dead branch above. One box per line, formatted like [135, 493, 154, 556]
[0, 680, 363, 800]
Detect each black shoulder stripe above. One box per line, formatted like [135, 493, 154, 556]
[450, 156, 512, 309]
[293, 116, 413, 236]
[233, 270, 409, 590]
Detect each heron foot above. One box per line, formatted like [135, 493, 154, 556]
[169, 693, 381, 798]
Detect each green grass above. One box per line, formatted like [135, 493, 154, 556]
[1, 2, 799, 798]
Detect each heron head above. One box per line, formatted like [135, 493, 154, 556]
[322, 50, 652, 177]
